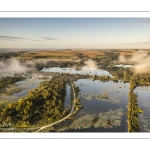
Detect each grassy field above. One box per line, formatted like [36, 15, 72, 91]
[8, 49, 150, 61]
[15, 50, 74, 60]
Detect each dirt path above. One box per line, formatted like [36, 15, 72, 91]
[35, 80, 76, 132]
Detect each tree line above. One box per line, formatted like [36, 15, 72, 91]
[0, 76, 69, 128]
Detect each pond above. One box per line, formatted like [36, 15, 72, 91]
[41, 67, 112, 76]
[0, 74, 51, 102]
[134, 86, 150, 132]
[55, 79, 150, 132]
[51, 79, 130, 132]
[114, 64, 134, 68]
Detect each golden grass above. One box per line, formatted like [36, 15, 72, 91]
[13, 49, 150, 60]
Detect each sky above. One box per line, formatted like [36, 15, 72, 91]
[0, 18, 150, 49]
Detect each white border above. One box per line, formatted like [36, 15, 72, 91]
[0, 0, 150, 11]
[0, 12, 150, 18]
[0, 133, 150, 139]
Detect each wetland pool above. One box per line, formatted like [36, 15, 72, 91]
[52, 79, 129, 132]
[51, 79, 150, 132]
[0, 74, 51, 101]
[41, 67, 112, 76]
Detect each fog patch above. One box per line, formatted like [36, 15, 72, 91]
[118, 55, 127, 63]
[0, 59, 33, 75]
[82, 59, 98, 71]
[118, 50, 150, 73]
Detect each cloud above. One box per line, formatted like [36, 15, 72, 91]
[0, 35, 26, 41]
[131, 41, 150, 45]
[0, 35, 58, 42]
[120, 41, 150, 45]
[33, 40, 42, 41]
[40, 37, 58, 40]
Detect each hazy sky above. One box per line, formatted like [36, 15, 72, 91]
[0, 18, 150, 49]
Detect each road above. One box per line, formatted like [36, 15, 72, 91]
[35, 80, 76, 132]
